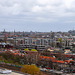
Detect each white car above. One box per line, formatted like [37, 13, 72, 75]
[0, 69, 12, 74]
[40, 68, 47, 72]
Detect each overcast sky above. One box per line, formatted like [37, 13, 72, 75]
[0, 0, 75, 32]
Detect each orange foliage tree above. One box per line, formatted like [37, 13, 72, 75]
[21, 64, 40, 75]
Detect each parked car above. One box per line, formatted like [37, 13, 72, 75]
[46, 67, 51, 70]
[48, 70, 54, 73]
[63, 70, 68, 73]
[72, 70, 75, 73]
[40, 68, 47, 72]
[60, 70, 64, 72]
[0, 69, 12, 74]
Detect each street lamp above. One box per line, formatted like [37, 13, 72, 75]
[65, 62, 67, 75]
[69, 62, 72, 73]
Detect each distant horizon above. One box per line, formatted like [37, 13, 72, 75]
[0, 29, 74, 33]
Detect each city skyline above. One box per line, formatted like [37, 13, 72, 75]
[0, 0, 75, 32]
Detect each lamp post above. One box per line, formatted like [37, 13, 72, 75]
[65, 62, 67, 75]
[52, 61, 54, 75]
[69, 62, 72, 74]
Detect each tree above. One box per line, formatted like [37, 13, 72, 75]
[24, 53, 39, 65]
[49, 60, 53, 69]
[21, 64, 40, 75]
[56, 53, 67, 60]
[59, 38, 63, 43]
[42, 50, 51, 56]
[31, 49, 37, 52]
[24, 48, 29, 51]
[58, 38, 63, 48]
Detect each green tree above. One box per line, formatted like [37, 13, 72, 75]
[31, 49, 37, 52]
[58, 38, 63, 48]
[24, 48, 29, 51]
[59, 38, 63, 43]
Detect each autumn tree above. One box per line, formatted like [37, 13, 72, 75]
[31, 49, 37, 52]
[21, 64, 40, 75]
[24, 48, 29, 51]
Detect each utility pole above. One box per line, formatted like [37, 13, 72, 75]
[65, 62, 67, 75]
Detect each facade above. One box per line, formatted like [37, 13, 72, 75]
[6, 36, 74, 50]
[0, 30, 74, 50]
[18, 37, 54, 50]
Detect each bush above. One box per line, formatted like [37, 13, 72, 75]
[21, 64, 40, 75]
[31, 49, 37, 52]
[24, 48, 29, 51]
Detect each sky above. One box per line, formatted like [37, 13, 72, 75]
[0, 0, 75, 32]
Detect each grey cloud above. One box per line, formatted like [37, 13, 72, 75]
[0, 0, 75, 24]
